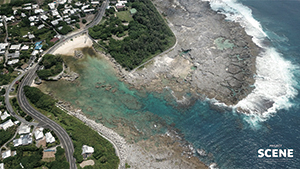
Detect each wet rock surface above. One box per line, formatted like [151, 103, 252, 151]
[125, 0, 260, 105]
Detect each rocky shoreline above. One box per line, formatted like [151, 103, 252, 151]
[56, 101, 208, 169]
[117, 0, 261, 106]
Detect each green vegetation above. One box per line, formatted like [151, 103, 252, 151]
[125, 163, 131, 168]
[75, 23, 80, 29]
[0, 0, 31, 15]
[0, 96, 5, 110]
[56, 21, 73, 35]
[3, 145, 43, 169]
[37, 54, 63, 80]
[11, 97, 27, 117]
[0, 88, 5, 95]
[2, 144, 65, 169]
[0, 126, 17, 146]
[46, 146, 69, 169]
[0, 68, 18, 86]
[24, 86, 119, 169]
[116, 11, 133, 22]
[89, 0, 175, 70]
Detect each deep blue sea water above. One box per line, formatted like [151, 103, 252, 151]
[43, 0, 300, 168]
[173, 0, 300, 168]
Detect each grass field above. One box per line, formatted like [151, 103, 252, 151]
[116, 11, 133, 22]
[19, 27, 30, 36]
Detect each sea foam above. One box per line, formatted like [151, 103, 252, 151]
[205, 0, 298, 120]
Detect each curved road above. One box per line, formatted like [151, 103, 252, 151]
[5, 0, 109, 169]
[17, 68, 77, 168]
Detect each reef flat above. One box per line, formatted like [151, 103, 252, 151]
[125, 0, 260, 105]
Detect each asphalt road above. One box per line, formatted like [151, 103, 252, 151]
[17, 68, 77, 168]
[5, 1, 110, 168]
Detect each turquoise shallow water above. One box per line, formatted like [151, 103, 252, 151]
[42, 0, 300, 168]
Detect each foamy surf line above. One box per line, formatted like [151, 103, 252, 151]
[204, 0, 298, 120]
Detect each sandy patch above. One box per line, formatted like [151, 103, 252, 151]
[30, 81, 40, 87]
[53, 34, 93, 56]
[42, 150, 56, 162]
[80, 160, 95, 168]
[37, 137, 46, 148]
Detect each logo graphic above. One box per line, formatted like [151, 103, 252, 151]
[258, 144, 293, 158]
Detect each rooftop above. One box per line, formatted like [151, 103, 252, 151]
[18, 124, 31, 134]
[45, 132, 55, 143]
[0, 119, 14, 131]
[82, 145, 94, 155]
[1, 150, 11, 159]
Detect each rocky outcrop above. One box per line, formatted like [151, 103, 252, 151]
[124, 0, 260, 105]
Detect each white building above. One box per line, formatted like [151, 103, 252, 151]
[30, 22, 35, 26]
[116, 0, 127, 7]
[0, 111, 9, 120]
[29, 34, 35, 39]
[0, 43, 8, 51]
[81, 5, 89, 10]
[32, 4, 39, 9]
[41, 14, 49, 20]
[31, 50, 39, 56]
[82, 145, 94, 155]
[35, 9, 44, 14]
[2, 150, 11, 159]
[84, 9, 94, 13]
[57, 0, 67, 4]
[0, 119, 14, 130]
[13, 134, 33, 146]
[10, 44, 21, 50]
[48, 3, 55, 10]
[45, 132, 55, 143]
[37, 24, 45, 30]
[91, 1, 99, 5]
[23, 3, 32, 6]
[28, 16, 36, 22]
[18, 124, 31, 134]
[21, 45, 29, 51]
[51, 20, 59, 26]
[21, 13, 26, 17]
[75, 2, 82, 6]
[5, 16, 14, 22]
[7, 59, 19, 65]
[0, 163, 4, 169]
[52, 9, 60, 16]
[13, 138, 22, 147]
[34, 127, 44, 140]
[23, 6, 32, 10]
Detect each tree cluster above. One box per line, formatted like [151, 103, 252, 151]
[37, 54, 63, 80]
[23, 86, 61, 117]
[89, 0, 175, 70]
[3, 144, 43, 169]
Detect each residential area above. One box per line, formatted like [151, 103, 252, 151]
[0, 0, 110, 168]
[0, 0, 103, 86]
[0, 108, 96, 169]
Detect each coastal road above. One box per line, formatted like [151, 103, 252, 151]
[4, 72, 39, 127]
[10, 1, 110, 169]
[17, 67, 77, 168]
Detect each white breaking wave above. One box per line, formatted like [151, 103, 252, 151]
[204, 0, 298, 120]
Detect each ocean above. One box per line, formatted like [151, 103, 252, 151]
[40, 0, 300, 168]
